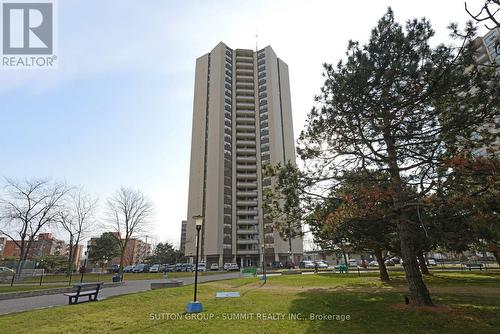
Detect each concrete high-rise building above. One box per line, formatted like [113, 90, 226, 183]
[472, 28, 500, 156]
[473, 28, 500, 68]
[0, 237, 6, 258]
[185, 42, 303, 268]
[179, 220, 187, 254]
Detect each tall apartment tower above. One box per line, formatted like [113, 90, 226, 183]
[472, 28, 500, 156]
[179, 220, 187, 254]
[473, 28, 500, 67]
[185, 42, 303, 268]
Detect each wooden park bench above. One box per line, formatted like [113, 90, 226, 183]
[64, 282, 103, 305]
[465, 263, 484, 271]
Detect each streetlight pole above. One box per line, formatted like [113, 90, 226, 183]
[186, 215, 203, 313]
[193, 224, 201, 302]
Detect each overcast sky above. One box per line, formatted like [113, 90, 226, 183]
[0, 0, 486, 248]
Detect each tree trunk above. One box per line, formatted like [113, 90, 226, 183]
[118, 251, 125, 281]
[118, 240, 128, 281]
[67, 235, 74, 276]
[417, 252, 431, 275]
[15, 241, 25, 277]
[339, 240, 348, 270]
[374, 248, 390, 281]
[383, 123, 433, 307]
[18, 238, 34, 278]
[398, 218, 434, 306]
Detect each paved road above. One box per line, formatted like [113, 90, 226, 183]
[0, 272, 241, 315]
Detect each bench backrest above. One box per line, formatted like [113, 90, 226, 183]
[73, 282, 104, 293]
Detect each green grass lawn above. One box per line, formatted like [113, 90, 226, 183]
[0, 285, 67, 294]
[19, 271, 223, 284]
[1, 271, 499, 333]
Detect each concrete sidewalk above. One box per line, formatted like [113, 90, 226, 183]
[0, 272, 241, 315]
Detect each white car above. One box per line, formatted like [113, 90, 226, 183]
[226, 263, 239, 271]
[210, 263, 219, 271]
[197, 263, 207, 272]
[299, 261, 315, 269]
[0, 267, 15, 274]
[348, 259, 358, 267]
[314, 261, 329, 268]
[368, 260, 379, 267]
[427, 259, 437, 266]
[149, 264, 160, 273]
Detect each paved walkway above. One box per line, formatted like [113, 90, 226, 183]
[0, 272, 241, 315]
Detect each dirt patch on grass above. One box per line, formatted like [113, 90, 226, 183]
[392, 303, 452, 313]
[234, 283, 398, 294]
[207, 279, 500, 297]
[428, 286, 500, 296]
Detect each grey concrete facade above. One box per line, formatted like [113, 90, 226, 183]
[185, 42, 303, 268]
[179, 220, 187, 254]
[472, 28, 500, 156]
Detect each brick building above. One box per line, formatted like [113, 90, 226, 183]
[0, 233, 83, 268]
[87, 233, 152, 266]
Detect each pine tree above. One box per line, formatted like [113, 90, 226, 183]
[297, 8, 499, 305]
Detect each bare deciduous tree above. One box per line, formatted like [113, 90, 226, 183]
[465, 1, 500, 30]
[0, 178, 68, 276]
[465, 1, 500, 57]
[57, 187, 97, 276]
[106, 187, 153, 278]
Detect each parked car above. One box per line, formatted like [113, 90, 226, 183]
[223, 263, 231, 271]
[299, 260, 315, 269]
[348, 259, 358, 267]
[314, 261, 329, 269]
[149, 264, 160, 273]
[389, 257, 401, 264]
[0, 267, 15, 274]
[182, 263, 194, 272]
[110, 264, 120, 273]
[368, 260, 379, 267]
[132, 264, 149, 273]
[427, 259, 437, 266]
[158, 264, 166, 272]
[384, 259, 395, 266]
[0, 267, 15, 283]
[175, 263, 184, 272]
[197, 263, 206, 272]
[226, 263, 239, 271]
[284, 261, 295, 269]
[123, 265, 135, 273]
[210, 263, 219, 271]
[165, 264, 176, 272]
